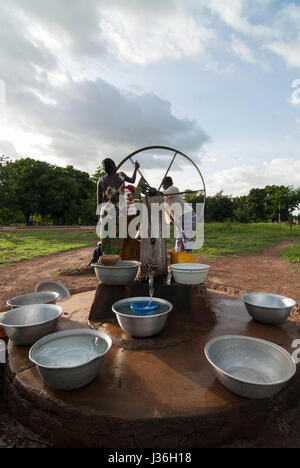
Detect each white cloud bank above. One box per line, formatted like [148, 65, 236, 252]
[206, 158, 300, 196]
[1, 0, 300, 181]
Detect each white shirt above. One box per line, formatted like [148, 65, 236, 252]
[162, 185, 193, 224]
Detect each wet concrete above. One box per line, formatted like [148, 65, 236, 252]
[2, 289, 300, 448]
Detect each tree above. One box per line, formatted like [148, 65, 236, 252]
[246, 188, 267, 222]
[204, 191, 235, 222]
[265, 185, 300, 222]
[0, 157, 98, 225]
[233, 195, 249, 223]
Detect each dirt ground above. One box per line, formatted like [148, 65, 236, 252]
[1, 238, 299, 317]
[0, 238, 300, 448]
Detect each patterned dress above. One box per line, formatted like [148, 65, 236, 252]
[98, 173, 126, 255]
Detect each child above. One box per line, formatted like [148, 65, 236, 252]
[89, 241, 103, 269]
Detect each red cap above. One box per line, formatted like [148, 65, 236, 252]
[126, 184, 135, 193]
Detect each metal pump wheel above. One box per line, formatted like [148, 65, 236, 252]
[116, 145, 206, 208]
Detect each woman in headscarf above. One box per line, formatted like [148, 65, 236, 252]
[97, 158, 139, 255]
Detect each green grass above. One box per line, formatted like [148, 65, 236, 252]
[0, 229, 98, 266]
[1, 223, 300, 267]
[281, 238, 300, 269]
[167, 222, 300, 259]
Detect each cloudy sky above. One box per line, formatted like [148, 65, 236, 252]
[0, 0, 300, 195]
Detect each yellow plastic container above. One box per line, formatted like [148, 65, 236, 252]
[170, 251, 195, 264]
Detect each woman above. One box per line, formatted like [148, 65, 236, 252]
[97, 158, 139, 255]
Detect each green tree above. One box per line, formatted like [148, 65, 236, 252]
[204, 191, 235, 222]
[265, 185, 300, 222]
[246, 188, 267, 222]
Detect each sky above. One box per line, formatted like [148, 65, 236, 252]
[0, 0, 300, 196]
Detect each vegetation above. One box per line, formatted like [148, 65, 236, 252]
[0, 229, 98, 266]
[185, 186, 300, 223]
[0, 155, 299, 226]
[167, 222, 300, 258]
[0, 223, 299, 267]
[281, 238, 300, 269]
[0, 156, 101, 226]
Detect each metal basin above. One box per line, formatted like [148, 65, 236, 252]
[29, 329, 112, 391]
[205, 335, 296, 399]
[241, 293, 296, 325]
[92, 260, 141, 286]
[35, 280, 71, 300]
[0, 304, 62, 345]
[7, 291, 59, 308]
[170, 263, 210, 285]
[112, 297, 173, 337]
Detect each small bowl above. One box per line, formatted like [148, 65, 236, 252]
[29, 328, 112, 391]
[35, 281, 70, 300]
[112, 297, 173, 337]
[205, 335, 296, 399]
[92, 260, 140, 286]
[98, 255, 120, 266]
[0, 304, 62, 345]
[241, 293, 296, 325]
[170, 263, 210, 285]
[7, 291, 59, 308]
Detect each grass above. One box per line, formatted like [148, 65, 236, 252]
[0, 229, 98, 266]
[167, 222, 300, 259]
[0, 223, 300, 267]
[281, 238, 300, 269]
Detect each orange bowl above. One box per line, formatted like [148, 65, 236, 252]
[98, 255, 120, 266]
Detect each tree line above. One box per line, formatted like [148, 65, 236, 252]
[0, 156, 299, 225]
[185, 186, 300, 223]
[0, 156, 101, 225]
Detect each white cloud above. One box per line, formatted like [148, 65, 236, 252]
[206, 158, 300, 196]
[289, 79, 300, 106]
[207, 0, 273, 38]
[230, 34, 270, 71]
[100, 3, 217, 66]
[2, 77, 209, 171]
[0, 1, 210, 172]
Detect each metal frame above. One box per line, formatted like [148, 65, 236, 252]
[116, 145, 206, 205]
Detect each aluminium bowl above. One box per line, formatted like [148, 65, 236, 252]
[92, 260, 141, 286]
[205, 335, 296, 399]
[35, 280, 71, 300]
[7, 291, 59, 308]
[0, 304, 62, 345]
[112, 297, 173, 337]
[241, 292, 296, 325]
[29, 328, 112, 391]
[170, 263, 210, 285]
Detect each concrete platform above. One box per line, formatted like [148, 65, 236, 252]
[2, 289, 300, 448]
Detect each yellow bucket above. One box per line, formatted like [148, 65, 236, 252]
[170, 251, 194, 264]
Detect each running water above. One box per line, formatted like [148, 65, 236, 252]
[149, 273, 154, 305]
